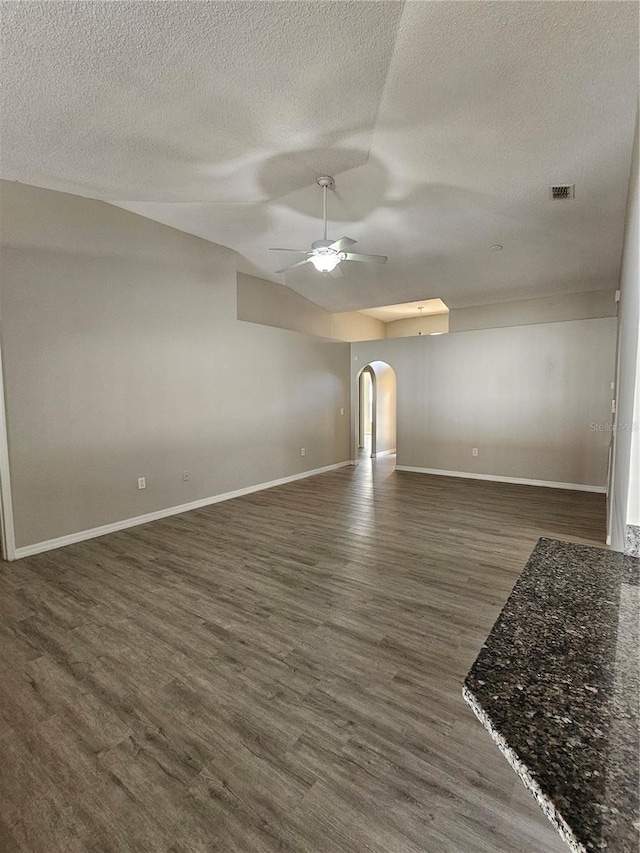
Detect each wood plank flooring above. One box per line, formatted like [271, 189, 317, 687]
[0, 457, 606, 852]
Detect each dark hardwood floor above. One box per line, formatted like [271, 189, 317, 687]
[0, 456, 606, 852]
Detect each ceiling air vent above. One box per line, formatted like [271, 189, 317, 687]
[550, 184, 575, 200]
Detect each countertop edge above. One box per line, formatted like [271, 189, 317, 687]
[462, 684, 586, 853]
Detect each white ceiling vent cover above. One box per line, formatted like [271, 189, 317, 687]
[550, 184, 575, 200]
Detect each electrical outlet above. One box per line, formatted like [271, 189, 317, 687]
[138, 477, 146, 489]
[472, 448, 478, 457]
[340, 407, 345, 416]
[182, 471, 190, 482]
[300, 448, 306, 457]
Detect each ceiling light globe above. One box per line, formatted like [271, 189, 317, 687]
[311, 253, 341, 272]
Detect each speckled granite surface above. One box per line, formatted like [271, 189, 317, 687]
[625, 524, 640, 558]
[463, 537, 639, 853]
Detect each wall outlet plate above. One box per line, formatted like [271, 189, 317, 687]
[138, 477, 146, 489]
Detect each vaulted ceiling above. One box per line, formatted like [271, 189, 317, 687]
[1, 1, 638, 312]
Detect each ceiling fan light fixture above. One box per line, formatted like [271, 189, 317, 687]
[270, 176, 387, 274]
[310, 252, 341, 272]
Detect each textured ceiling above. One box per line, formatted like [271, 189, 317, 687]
[1, 1, 638, 312]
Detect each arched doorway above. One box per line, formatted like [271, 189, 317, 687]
[357, 361, 397, 461]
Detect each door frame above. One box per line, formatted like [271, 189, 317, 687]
[358, 364, 377, 458]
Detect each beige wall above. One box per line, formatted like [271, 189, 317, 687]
[0, 182, 351, 550]
[237, 272, 331, 337]
[364, 290, 615, 342]
[449, 290, 617, 333]
[352, 318, 617, 488]
[386, 313, 449, 338]
[331, 310, 386, 342]
[237, 274, 616, 342]
[237, 272, 386, 342]
[610, 112, 640, 548]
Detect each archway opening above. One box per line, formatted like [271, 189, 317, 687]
[357, 361, 397, 462]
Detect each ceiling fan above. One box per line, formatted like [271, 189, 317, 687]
[270, 176, 388, 278]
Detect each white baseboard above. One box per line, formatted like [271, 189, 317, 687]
[374, 448, 396, 458]
[14, 461, 354, 559]
[395, 465, 606, 493]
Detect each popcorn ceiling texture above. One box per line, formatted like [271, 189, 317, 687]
[1, 1, 638, 312]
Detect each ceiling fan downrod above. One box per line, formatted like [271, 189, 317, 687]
[317, 176, 334, 242]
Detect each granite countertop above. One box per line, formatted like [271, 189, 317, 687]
[463, 537, 639, 853]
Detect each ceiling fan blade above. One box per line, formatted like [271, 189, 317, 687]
[275, 257, 312, 274]
[329, 236, 357, 252]
[342, 252, 387, 265]
[269, 247, 312, 253]
[329, 265, 344, 279]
